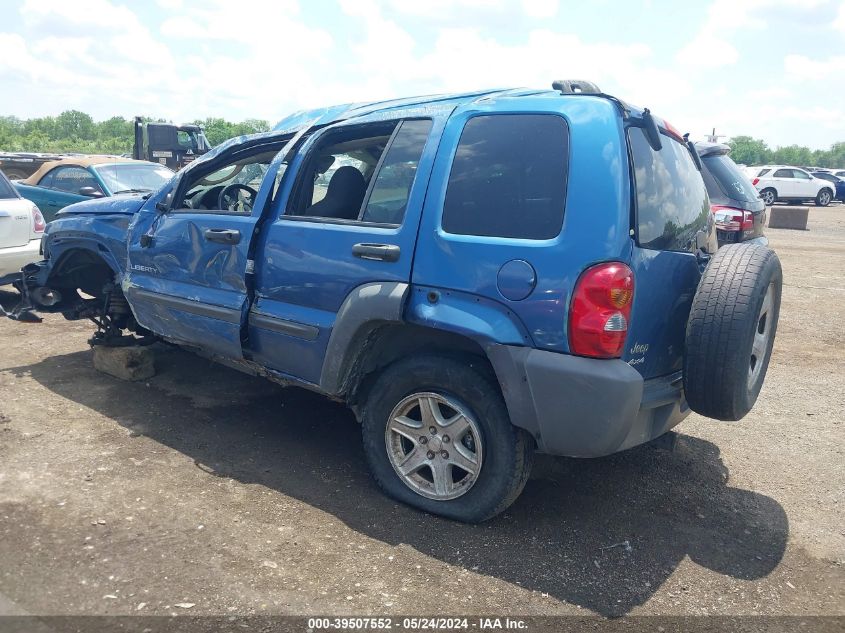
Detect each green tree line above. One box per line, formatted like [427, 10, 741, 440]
[726, 135, 845, 168]
[0, 110, 271, 155]
[1, 110, 843, 169]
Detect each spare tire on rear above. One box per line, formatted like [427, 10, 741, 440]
[684, 243, 782, 421]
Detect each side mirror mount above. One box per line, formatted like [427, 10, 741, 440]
[79, 186, 104, 198]
[642, 108, 663, 152]
[155, 190, 173, 213]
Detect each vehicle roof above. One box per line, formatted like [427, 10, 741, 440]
[694, 140, 731, 157]
[272, 87, 644, 134]
[756, 165, 811, 170]
[0, 151, 65, 160]
[192, 86, 648, 172]
[19, 156, 163, 186]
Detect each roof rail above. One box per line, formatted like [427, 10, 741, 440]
[550, 81, 632, 118]
[552, 79, 601, 94]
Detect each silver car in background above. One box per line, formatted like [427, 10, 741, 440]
[0, 169, 45, 286]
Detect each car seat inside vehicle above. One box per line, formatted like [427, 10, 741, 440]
[291, 123, 396, 220]
[304, 166, 367, 219]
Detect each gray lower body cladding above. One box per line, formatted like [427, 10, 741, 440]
[487, 344, 689, 457]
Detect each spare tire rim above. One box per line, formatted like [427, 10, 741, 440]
[385, 392, 483, 501]
[749, 283, 775, 389]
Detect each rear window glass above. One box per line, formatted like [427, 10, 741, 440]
[628, 127, 710, 252]
[0, 171, 18, 199]
[442, 114, 569, 240]
[702, 154, 760, 204]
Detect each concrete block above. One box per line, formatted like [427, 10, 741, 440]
[767, 206, 809, 230]
[92, 345, 156, 381]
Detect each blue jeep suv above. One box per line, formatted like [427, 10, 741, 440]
[12, 82, 782, 522]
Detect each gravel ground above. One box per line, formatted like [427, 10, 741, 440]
[0, 206, 843, 619]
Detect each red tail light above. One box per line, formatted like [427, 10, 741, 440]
[31, 205, 46, 233]
[752, 178, 759, 186]
[711, 205, 753, 231]
[569, 262, 634, 359]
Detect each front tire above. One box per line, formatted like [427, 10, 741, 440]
[816, 189, 832, 207]
[760, 188, 776, 206]
[361, 355, 533, 523]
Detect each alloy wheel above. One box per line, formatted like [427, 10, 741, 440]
[385, 392, 483, 501]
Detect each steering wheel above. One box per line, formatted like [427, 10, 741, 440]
[218, 183, 257, 213]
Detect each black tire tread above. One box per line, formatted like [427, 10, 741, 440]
[684, 244, 782, 421]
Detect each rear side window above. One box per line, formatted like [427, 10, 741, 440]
[0, 172, 18, 199]
[442, 114, 569, 240]
[757, 168, 771, 177]
[702, 154, 760, 204]
[628, 127, 709, 252]
[39, 171, 55, 189]
[773, 168, 792, 178]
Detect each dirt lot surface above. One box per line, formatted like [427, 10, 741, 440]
[0, 207, 843, 620]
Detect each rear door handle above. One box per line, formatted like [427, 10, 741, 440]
[203, 228, 241, 244]
[352, 243, 400, 262]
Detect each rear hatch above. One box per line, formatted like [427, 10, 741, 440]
[622, 124, 715, 379]
[699, 147, 765, 243]
[0, 174, 32, 249]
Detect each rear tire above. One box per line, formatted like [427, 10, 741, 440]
[815, 189, 832, 207]
[684, 244, 782, 421]
[361, 354, 533, 523]
[760, 188, 776, 206]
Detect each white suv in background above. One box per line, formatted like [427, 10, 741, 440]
[750, 165, 835, 206]
[0, 169, 45, 286]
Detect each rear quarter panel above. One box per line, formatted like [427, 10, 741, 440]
[13, 183, 49, 208]
[410, 96, 632, 352]
[14, 182, 84, 222]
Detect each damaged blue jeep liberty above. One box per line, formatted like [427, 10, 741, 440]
[14, 81, 782, 522]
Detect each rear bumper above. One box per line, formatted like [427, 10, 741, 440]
[0, 238, 41, 285]
[487, 345, 690, 457]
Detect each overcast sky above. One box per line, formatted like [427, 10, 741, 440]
[0, 0, 842, 148]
